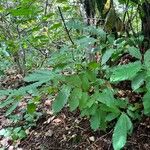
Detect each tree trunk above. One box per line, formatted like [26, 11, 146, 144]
[141, 2, 150, 50]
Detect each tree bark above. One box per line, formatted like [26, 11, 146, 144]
[141, 2, 150, 50]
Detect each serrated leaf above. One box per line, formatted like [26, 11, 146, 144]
[52, 85, 71, 113]
[24, 70, 56, 82]
[113, 113, 133, 150]
[69, 88, 82, 111]
[102, 48, 114, 65]
[88, 104, 98, 115]
[76, 37, 96, 47]
[97, 89, 116, 107]
[66, 74, 82, 87]
[18, 130, 27, 139]
[79, 92, 88, 109]
[128, 47, 142, 60]
[115, 99, 128, 108]
[5, 101, 19, 116]
[86, 95, 96, 108]
[86, 70, 97, 82]
[131, 72, 145, 91]
[0, 97, 14, 109]
[143, 92, 150, 116]
[80, 72, 90, 91]
[0, 89, 13, 97]
[110, 61, 142, 82]
[105, 113, 120, 121]
[144, 49, 150, 68]
[27, 103, 36, 114]
[90, 109, 101, 130]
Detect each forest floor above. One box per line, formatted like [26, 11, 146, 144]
[0, 66, 150, 150]
[19, 109, 150, 150]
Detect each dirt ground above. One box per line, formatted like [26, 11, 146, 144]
[18, 108, 150, 150]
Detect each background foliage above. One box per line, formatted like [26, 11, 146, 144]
[0, 0, 150, 149]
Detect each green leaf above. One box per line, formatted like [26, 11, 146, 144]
[52, 85, 71, 113]
[86, 94, 96, 108]
[102, 48, 114, 65]
[88, 62, 100, 70]
[113, 113, 133, 150]
[97, 89, 116, 107]
[88, 104, 98, 115]
[24, 70, 56, 82]
[65, 75, 82, 87]
[0, 89, 13, 97]
[18, 130, 27, 139]
[79, 92, 88, 109]
[50, 23, 62, 30]
[56, 0, 67, 3]
[80, 72, 90, 91]
[128, 47, 142, 60]
[105, 113, 120, 121]
[0, 97, 14, 109]
[90, 109, 101, 130]
[10, 6, 38, 16]
[86, 70, 97, 82]
[69, 88, 82, 111]
[143, 92, 150, 116]
[107, 35, 115, 44]
[27, 103, 36, 114]
[5, 101, 19, 116]
[110, 61, 142, 82]
[131, 72, 145, 91]
[144, 49, 150, 68]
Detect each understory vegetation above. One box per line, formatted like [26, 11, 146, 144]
[0, 0, 150, 149]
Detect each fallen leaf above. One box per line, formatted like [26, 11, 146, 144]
[89, 136, 95, 142]
[44, 100, 52, 106]
[52, 118, 62, 124]
[45, 129, 53, 137]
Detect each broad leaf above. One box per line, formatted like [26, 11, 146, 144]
[86, 70, 97, 82]
[128, 47, 142, 60]
[97, 89, 116, 107]
[0, 98, 14, 109]
[110, 61, 142, 82]
[143, 92, 150, 116]
[5, 101, 19, 116]
[105, 113, 120, 121]
[131, 72, 145, 91]
[113, 113, 133, 150]
[90, 109, 101, 130]
[102, 48, 114, 65]
[65, 74, 82, 88]
[69, 88, 82, 111]
[144, 49, 150, 68]
[24, 70, 56, 82]
[79, 92, 88, 109]
[80, 72, 90, 91]
[52, 85, 71, 113]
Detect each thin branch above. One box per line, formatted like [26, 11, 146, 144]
[58, 6, 74, 45]
[26, 39, 48, 56]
